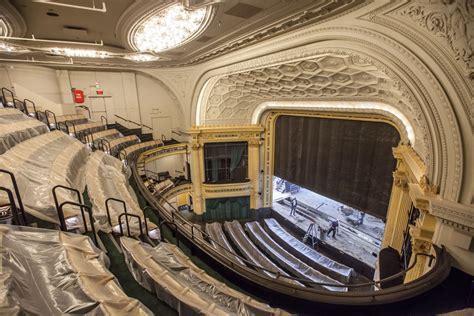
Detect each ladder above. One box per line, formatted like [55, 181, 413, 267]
[303, 223, 318, 247]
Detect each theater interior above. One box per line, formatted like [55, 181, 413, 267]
[0, 0, 473, 315]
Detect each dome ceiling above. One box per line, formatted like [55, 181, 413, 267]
[0, 0, 366, 67]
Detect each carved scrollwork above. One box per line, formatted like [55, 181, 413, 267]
[393, 170, 408, 188]
[398, 1, 473, 73]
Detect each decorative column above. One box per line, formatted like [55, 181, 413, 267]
[187, 125, 264, 216]
[248, 139, 261, 209]
[382, 155, 411, 252]
[190, 142, 204, 214]
[404, 181, 437, 282]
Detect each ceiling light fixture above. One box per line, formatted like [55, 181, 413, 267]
[130, 3, 213, 53]
[124, 53, 160, 62]
[0, 35, 103, 46]
[32, 0, 107, 13]
[0, 41, 29, 53]
[0, 57, 74, 65]
[50, 47, 109, 58]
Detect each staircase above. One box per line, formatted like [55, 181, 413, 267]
[107, 122, 153, 142]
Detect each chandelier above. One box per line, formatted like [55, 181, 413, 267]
[130, 3, 212, 53]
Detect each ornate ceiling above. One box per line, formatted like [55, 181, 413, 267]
[204, 55, 397, 123]
[0, 0, 366, 67]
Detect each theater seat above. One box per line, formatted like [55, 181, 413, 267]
[0, 224, 151, 315]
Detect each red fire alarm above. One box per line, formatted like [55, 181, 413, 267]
[73, 89, 85, 104]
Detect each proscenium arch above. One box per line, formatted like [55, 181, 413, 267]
[257, 103, 406, 208]
[191, 31, 464, 202]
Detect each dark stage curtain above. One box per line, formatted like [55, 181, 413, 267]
[274, 115, 400, 219]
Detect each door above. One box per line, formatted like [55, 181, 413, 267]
[89, 96, 107, 122]
[152, 116, 172, 142]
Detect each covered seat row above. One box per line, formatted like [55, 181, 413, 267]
[223, 220, 303, 286]
[121, 237, 289, 316]
[0, 131, 90, 224]
[0, 224, 151, 315]
[120, 139, 162, 159]
[245, 221, 347, 292]
[264, 218, 354, 283]
[104, 134, 140, 156]
[85, 151, 155, 234]
[0, 108, 49, 154]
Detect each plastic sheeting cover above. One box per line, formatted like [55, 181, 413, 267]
[120, 237, 290, 316]
[0, 131, 90, 224]
[85, 151, 155, 234]
[205, 222, 245, 265]
[0, 108, 49, 154]
[264, 218, 353, 283]
[0, 224, 152, 316]
[245, 222, 347, 292]
[224, 220, 302, 286]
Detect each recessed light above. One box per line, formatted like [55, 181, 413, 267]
[46, 12, 60, 17]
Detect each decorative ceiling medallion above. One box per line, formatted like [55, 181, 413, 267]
[130, 3, 212, 53]
[124, 53, 160, 62]
[50, 47, 110, 58]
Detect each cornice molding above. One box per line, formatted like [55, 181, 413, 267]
[361, 1, 473, 133]
[430, 198, 474, 234]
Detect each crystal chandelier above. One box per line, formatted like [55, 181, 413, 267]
[131, 3, 212, 53]
[50, 47, 110, 58]
[124, 53, 159, 62]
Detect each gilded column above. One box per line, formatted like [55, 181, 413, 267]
[190, 142, 204, 214]
[383, 169, 410, 251]
[248, 139, 261, 209]
[404, 194, 436, 282]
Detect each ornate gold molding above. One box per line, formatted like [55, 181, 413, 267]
[188, 124, 263, 144]
[202, 181, 252, 199]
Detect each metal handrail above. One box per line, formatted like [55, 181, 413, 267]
[99, 138, 111, 154]
[77, 105, 91, 119]
[0, 169, 27, 225]
[133, 160, 445, 291]
[44, 109, 57, 130]
[118, 212, 143, 237]
[58, 201, 98, 246]
[101, 115, 108, 126]
[114, 114, 153, 130]
[52, 184, 83, 230]
[64, 120, 77, 137]
[13, 98, 26, 113]
[0, 186, 21, 225]
[105, 197, 127, 227]
[23, 99, 38, 118]
[1, 87, 14, 107]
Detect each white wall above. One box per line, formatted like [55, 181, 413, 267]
[136, 73, 184, 135]
[0, 65, 186, 136]
[0, 64, 63, 103]
[145, 154, 186, 179]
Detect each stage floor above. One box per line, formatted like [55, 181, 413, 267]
[273, 187, 384, 268]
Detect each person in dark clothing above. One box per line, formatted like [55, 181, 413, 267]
[359, 212, 366, 225]
[290, 197, 297, 216]
[327, 220, 339, 238]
